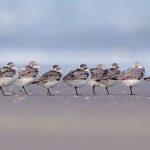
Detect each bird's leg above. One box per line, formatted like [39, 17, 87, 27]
[75, 87, 79, 96]
[130, 86, 134, 95]
[105, 87, 110, 95]
[0, 87, 6, 96]
[22, 86, 28, 95]
[93, 86, 96, 95]
[47, 88, 52, 96]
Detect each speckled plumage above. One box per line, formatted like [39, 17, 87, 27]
[38, 70, 62, 83]
[118, 62, 145, 95]
[88, 67, 106, 95]
[0, 62, 18, 95]
[35, 65, 63, 96]
[118, 68, 144, 80]
[90, 68, 106, 81]
[102, 68, 121, 80]
[16, 61, 40, 95]
[96, 63, 121, 95]
[63, 69, 90, 81]
[18, 65, 39, 79]
[63, 64, 91, 95]
[0, 67, 16, 78]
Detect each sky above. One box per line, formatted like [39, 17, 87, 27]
[0, 0, 150, 71]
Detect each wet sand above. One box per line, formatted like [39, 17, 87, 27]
[0, 81, 150, 150]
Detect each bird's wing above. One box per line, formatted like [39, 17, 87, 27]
[119, 68, 143, 80]
[63, 69, 89, 80]
[38, 70, 62, 83]
[103, 69, 121, 80]
[0, 67, 16, 78]
[19, 67, 38, 78]
[90, 68, 105, 81]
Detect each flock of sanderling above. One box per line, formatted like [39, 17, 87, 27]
[0, 61, 149, 96]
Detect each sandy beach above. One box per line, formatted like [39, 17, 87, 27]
[0, 81, 150, 150]
[1, 0, 150, 149]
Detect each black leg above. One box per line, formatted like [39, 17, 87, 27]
[0, 87, 5, 96]
[22, 86, 28, 95]
[47, 88, 52, 96]
[75, 87, 78, 96]
[105, 87, 110, 95]
[130, 86, 133, 95]
[93, 86, 96, 95]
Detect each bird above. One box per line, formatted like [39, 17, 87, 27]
[16, 61, 40, 95]
[35, 65, 63, 96]
[0, 62, 18, 96]
[88, 64, 106, 95]
[97, 63, 121, 95]
[63, 64, 91, 96]
[118, 62, 145, 95]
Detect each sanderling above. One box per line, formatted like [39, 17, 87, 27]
[0, 62, 18, 96]
[16, 61, 40, 95]
[63, 64, 91, 96]
[98, 63, 120, 95]
[88, 64, 106, 95]
[36, 65, 63, 96]
[118, 62, 145, 95]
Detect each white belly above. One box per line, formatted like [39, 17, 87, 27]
[39, 80, 61, 89]
[121, 80, 141, 87]
[99, 80, 117, 88]
[16, 77, 38, 86]
[64, 70, 91, 88]
[65, 78, 90, 88]
[0, 75, 18, 87]
[88, 79, 100, 87]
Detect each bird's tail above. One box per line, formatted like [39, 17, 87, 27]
[32, 81, 39, 84]
[143, 77, 150, 81]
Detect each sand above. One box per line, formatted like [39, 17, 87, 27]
[0, 81, 150, 150]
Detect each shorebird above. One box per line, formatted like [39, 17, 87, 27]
[0, 62, 18, 96]
[118, 62, 145, 95]
[16, 61, 40, 95]
[88, 64, 106, 95]
[97, 63, 121, 95]
[63, 64, 91, 96]
[36, 65, 63, 96]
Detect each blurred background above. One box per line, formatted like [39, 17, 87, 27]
[0, 0, 150, 73]
[0, 0, 149, 65]
[0, 1, 150, 150]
